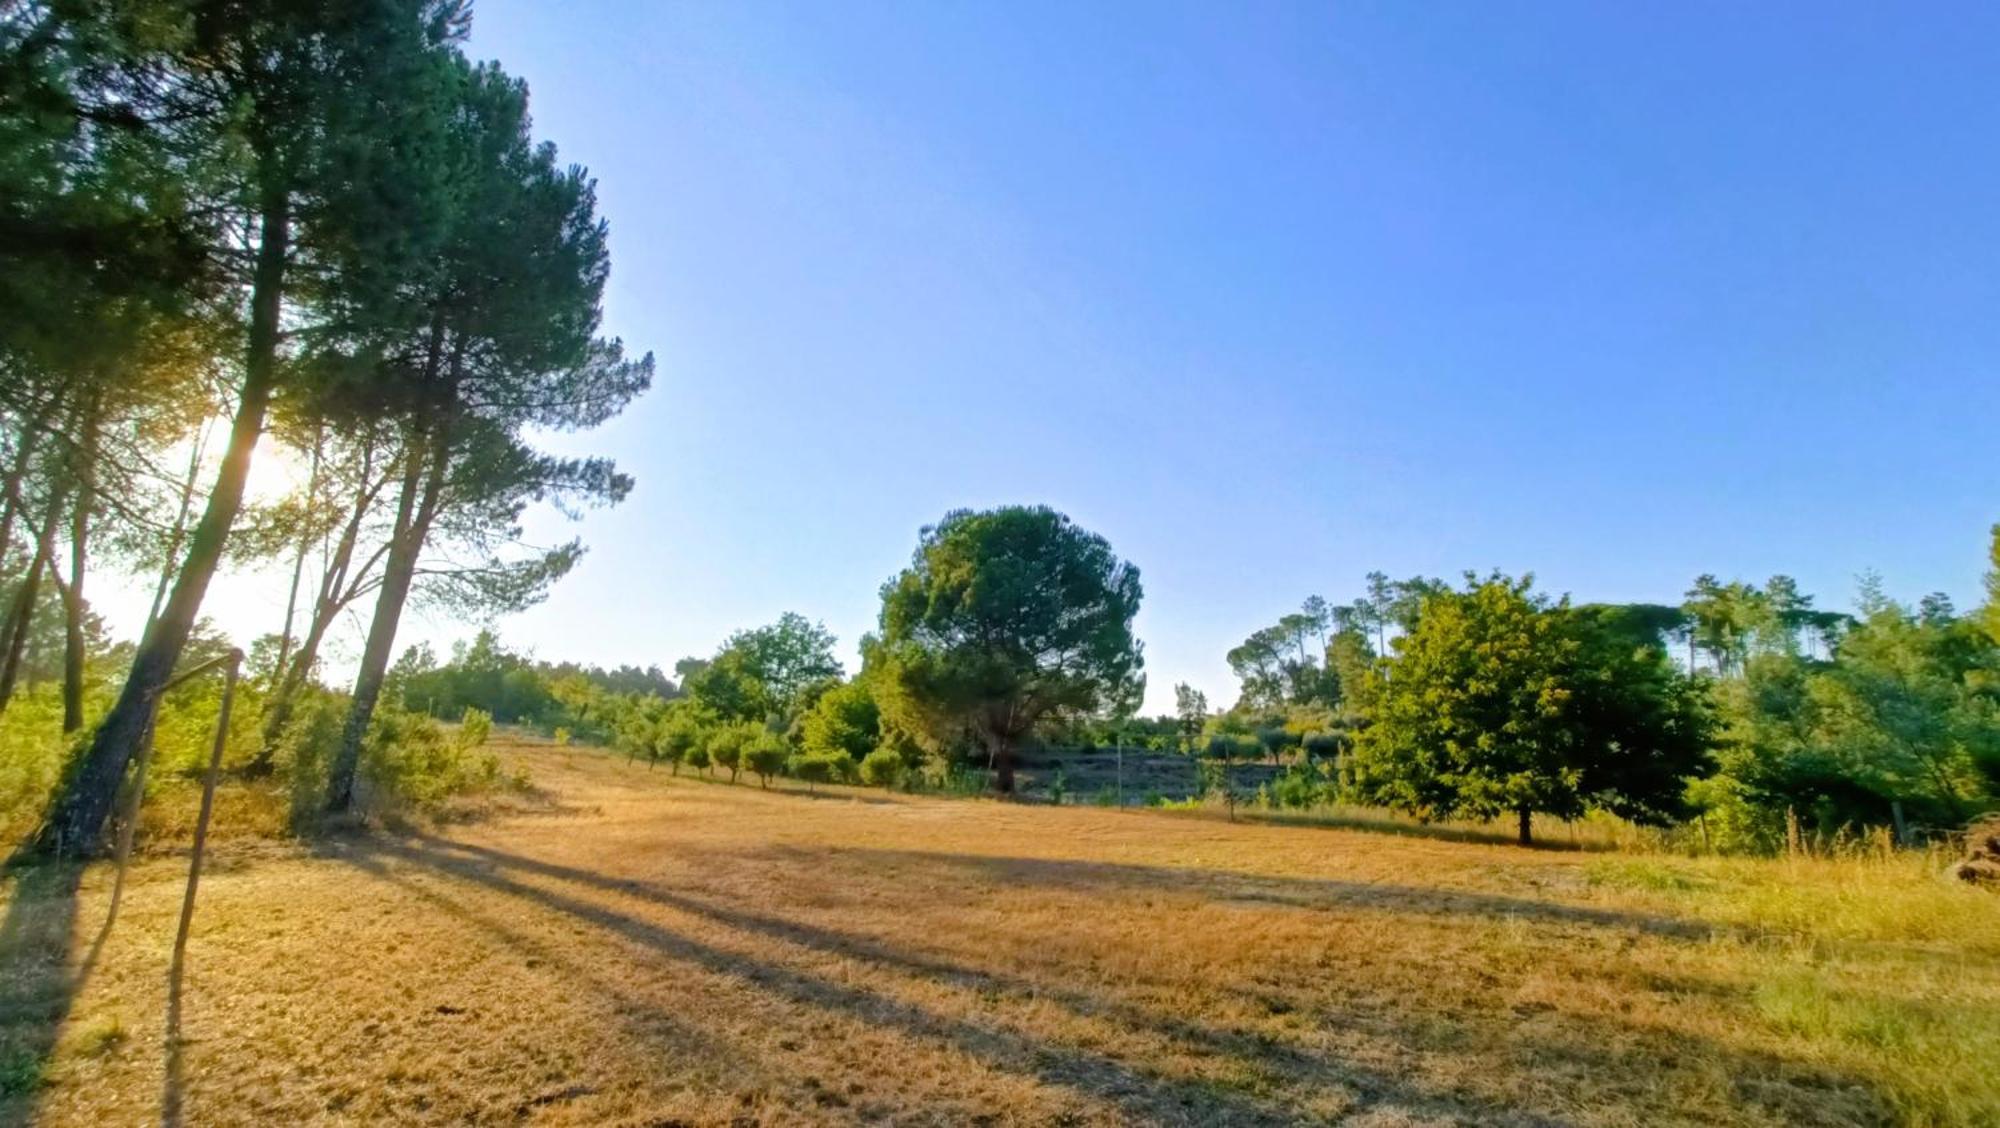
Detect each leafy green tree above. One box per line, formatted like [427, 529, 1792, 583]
[1682, 575, 1764, 676]
[681, 649, 771, 723]
[788, 748, 850, 793]
[799, 678, 880, 763]
[858, 745, 907, 788]
[1352, 573, 1714, 845]
[325, 52, 650, 812]
[1173, 682, 1208, 754]
[706, 722, 753, 784]
[655, 711, 702, 775]
[744, 730, 788, 788]
[718, 613, 843, 717]
[872, 505, 1143, 794]
[43, 0, 471, 851]
[1986, 524, 2000, 647]
[1255, 726, 1301, 765]
[684, 740, 711, 777]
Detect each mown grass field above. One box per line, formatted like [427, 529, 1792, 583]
[3, 736, 1996, 1126]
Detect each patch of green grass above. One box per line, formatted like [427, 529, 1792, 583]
[1754, 971, 1999, 1127]
[73, 1014, 128, 1058]
[1584, 858, 1717, 892]
[0, 1049, 44, 1098]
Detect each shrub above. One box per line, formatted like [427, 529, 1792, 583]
[457, 707, 493, 751]
[790, 750, 850, 793]
[706, 723, 753, 783]
[655, 714, 700, 775]
[362, 706, 501, 812]
[859, 745, 906, 788]
[1270, 762, 1331, 810]
[552, 726, 572, 747]
[744, 731, 788, 787]
[1197, 759, 1242, 819]
[279, 693, 343, 831]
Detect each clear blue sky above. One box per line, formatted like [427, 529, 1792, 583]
[418, 0, 1998, 712]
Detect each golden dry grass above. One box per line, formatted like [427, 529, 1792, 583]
[3, 736, 1997, 1126]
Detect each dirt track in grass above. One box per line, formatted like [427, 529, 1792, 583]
[4, 738, 1994, 1126]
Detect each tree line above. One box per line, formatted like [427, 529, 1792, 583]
[1, 0, 646, 853]
[391, 506, 1998, 855]
[1201, 551, 2000, 847]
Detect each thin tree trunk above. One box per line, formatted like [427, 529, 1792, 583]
[0, 400, 53, 577]
[326, 388, 454, 812]
[0, 481, 67, 712]
[270, 430, 322, 685]
[148, 418, 210, 633]
[38, 186, 291, 855]
[258, 446, 382, 757]
[993, 736, 1016, 794]
[326, 315, 460, 813]
[57, 391, 99, 732]
[1516, 806, 1533, 847]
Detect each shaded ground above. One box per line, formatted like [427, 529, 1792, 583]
[3, 740, 1995, 1125]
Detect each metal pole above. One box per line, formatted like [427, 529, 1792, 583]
[87, 651, 237, 949]
[166, 648, 241, 1038]
[1115, 731, 1123, 808]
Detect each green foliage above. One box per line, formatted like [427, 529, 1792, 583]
[1349, 573, 1715, 844]
[704, 722, 754, 783]
[1227, 597, 1339, 711]
[789, 749, 851, 792]
[872, 505, 1143, 792]
[654, 711, 702, 775]
[1202, 732, 1257, 763]
[1698, 597, 2000, 849]
[1270, 760, 1335, 809]
[743, 730, 789, 787]
[398, 631, 676, 743]
[799, 678, 881, 762]
[279, 692, 343, 832]
[712, 613, 844, 717]
[858, 745, 909, 788]
[361, 707, 501, 812]
[457, 707, 493, 751]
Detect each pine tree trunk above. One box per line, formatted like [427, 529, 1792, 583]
[0, 481, 66, 712]
[270, 431, 322, 688]
[58, 393, 99, 732]
[257, 456, 379, 758]
[0, 400, 53, 576]
[324, 440, 428, 813]
[1517, 806, 1533, 846]
[37, 187, 290, 856]
[147, 426, 208, 632]
[326, 375, 454, 813]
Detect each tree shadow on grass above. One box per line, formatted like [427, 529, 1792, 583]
[372, 833, 1892, 1126]
[813, 846, 1718, 940]
[1227, 808, 1624, 852]
[344, 833, 1536, 1126]
[0, 860, 85, 1121]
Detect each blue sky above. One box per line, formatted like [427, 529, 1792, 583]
[214, 1, 2000, 711]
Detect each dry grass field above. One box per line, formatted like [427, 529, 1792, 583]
[3, 736, 1997, 1126]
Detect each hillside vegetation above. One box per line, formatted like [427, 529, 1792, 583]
[4, 736, 1994, 1127]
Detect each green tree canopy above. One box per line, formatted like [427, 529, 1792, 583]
[1351, 573, 1715, 844]
[871, 505, 1142, 793]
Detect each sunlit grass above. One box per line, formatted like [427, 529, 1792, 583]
[2, 738, 1995, 1125]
